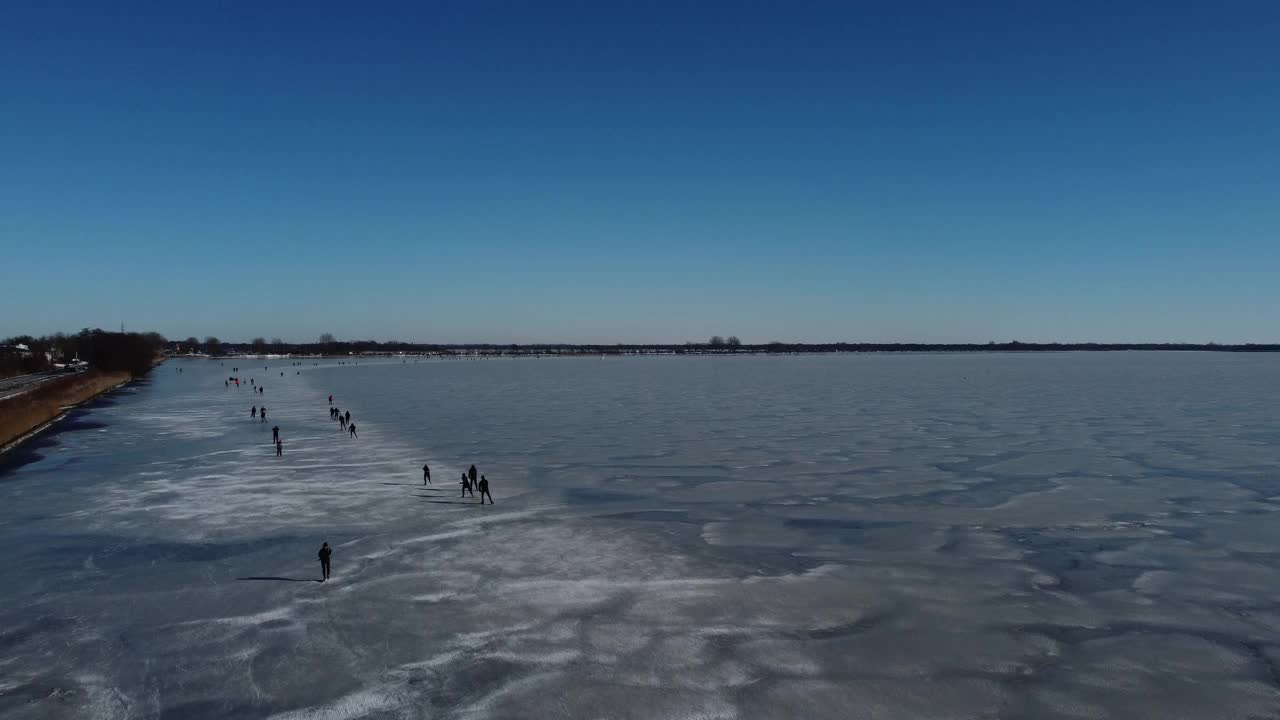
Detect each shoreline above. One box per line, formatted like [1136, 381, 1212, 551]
[0, 370, 135, 452]
[175, 348, 1278, 365]
[170, 344, 1280, 362]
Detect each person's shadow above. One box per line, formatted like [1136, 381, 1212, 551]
[237, 576, 322, 583]
[418, 497, 482, 505]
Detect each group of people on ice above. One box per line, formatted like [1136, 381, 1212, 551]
[422, 462, 493, 504]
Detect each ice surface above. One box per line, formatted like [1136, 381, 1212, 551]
[1, 353, 1279, 718]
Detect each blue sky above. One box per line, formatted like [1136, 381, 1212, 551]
[2, 1, 1277, 343]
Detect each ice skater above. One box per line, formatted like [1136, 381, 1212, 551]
[272, 425, 280, 443]
[344, 410, 351, 425]
[461, 472, 474, 497]
[251, 405, 257, 418]
[348, 423, 357, 438]
[276, 438, 283, 456]
[318, 542, 332, 581]
[260, 406, 267, 423]
[468, 464, 478, 489]
[478, 475, 493, 504]
[423, 464, 431, 484]
[329, 394, 333, 404]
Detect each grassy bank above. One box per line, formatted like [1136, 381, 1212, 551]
[0, 370, 132, 449]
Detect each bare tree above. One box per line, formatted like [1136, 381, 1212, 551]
[318, 333, 336, 344]
[709, 335, 725, 347]
[251, 337, 267, 353]
[727, 336, 742, 347]
[205, 336, 222, 356]
[184, 336, 199, 353]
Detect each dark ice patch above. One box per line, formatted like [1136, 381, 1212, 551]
[92, 537, 300, 567]
[598, 510, 700, 523]
[55, 417, 106, 433]
[427, 657, 525, 709]
[782, 518, 907, 546]
[1000, 528, 1146, 593]
[160, 700, 266, 720]
[564, 488, 645, 503]
[21, 534, 301, 574]
[0, 615, 77, 652]
[0, 433, 60, 477]
[805, 610, 893, 639]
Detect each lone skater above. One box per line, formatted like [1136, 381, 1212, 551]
[318, 542, 332, 581]
[251, 405, 257, 418]
[272, 425, 280, 443]
[423, 464, 431, 484]
[276, 438, 283, 456]
[329, 394, 333, 404]
[461, 473, 474, 497]
[478, 475, 493, 504]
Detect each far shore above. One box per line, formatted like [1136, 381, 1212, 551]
[169, 341, 1280, 361]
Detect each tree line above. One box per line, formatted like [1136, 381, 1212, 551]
[1, 329, 167, 378]
[165, 334, 1280, 356]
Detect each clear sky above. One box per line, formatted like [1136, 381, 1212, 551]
[2, 1, 1277, 344]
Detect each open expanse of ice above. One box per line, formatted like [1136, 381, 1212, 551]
[2, 352, 1280, 719]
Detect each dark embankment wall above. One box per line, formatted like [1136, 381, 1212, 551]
[0, 370, 132, 448]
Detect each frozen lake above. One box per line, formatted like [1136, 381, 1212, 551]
[2, 352, 1280, 719]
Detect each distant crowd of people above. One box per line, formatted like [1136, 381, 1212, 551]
[207, 361, 501, 583]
